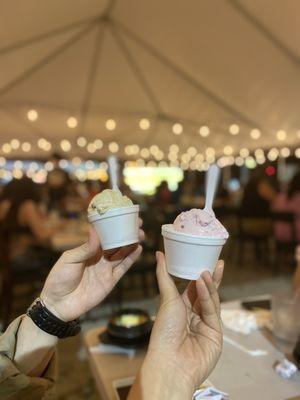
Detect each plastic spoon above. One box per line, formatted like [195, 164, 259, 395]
[108, 155, 120, 192]
[204, 164, 220, 213]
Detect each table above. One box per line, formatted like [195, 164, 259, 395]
[50, 219, 89, 251]
[83, 299, 300, 400]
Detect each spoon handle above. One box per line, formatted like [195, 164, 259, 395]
[204, 164, 220, 212]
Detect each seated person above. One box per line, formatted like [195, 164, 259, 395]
[273, 171, 300, 243]
[0, 223, 224, 400]
[0, 178, 52, 268]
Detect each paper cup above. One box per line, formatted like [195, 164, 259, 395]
[88, 205, 139, 250]
[162, 224, 227, 280]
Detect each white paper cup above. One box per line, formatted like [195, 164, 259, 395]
[162, 224, 227, 280]
[88, 205, 139, 250]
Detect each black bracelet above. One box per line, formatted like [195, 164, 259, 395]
[27, 299, 81, 339]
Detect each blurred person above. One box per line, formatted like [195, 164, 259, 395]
[273, 171, 300, 243]
[241, 168, 278, 217]
[46, 153, 72, 212]
[154, 180, 173, 207]
[0, 178, 53, 267]
[293, 245, 300, 295]
[0, 223, 223, 400]
[240, 168, 278, 236]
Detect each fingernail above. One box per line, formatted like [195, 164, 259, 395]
[201, 270, 212, 280]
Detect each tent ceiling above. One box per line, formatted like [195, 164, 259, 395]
[0, 0, 299, 159]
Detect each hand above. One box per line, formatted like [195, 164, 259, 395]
[143, 252, 224, 398]
[40, 221, 144, 321]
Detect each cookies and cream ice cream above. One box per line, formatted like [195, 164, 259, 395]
[88, 189, 133, 215]
[173, 209, 229, 239]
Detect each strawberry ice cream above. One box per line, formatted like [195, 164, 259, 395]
[173, 209, 229, 239]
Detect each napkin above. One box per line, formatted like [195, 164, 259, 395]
[193, 387, 229, 399]
[221, 309, 270, 335]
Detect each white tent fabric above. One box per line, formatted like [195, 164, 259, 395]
[0, 0, 299, 159]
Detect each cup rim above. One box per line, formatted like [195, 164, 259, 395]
[88, 204, 139, 221]
[161, 224, 227, 245]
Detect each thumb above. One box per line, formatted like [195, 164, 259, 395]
[62, 227, 101, 263]
[156, 251, 179, 303]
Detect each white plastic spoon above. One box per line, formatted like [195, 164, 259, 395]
[204, 164, 220, 213]
[108, 155, 120, 192]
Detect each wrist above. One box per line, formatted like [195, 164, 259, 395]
[133, 353, 195, 400]
[23, 315, 58, 346]
[40, 293, 68, 322]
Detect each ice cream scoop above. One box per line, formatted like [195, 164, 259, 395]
[173, 208, 229, 238]
[88, 189, 133, 215]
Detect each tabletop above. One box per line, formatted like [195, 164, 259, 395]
[83, 299, 300, 400]
[50, 218, 89, 251]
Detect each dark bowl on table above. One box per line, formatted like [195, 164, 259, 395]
[105, 308, 153, 346]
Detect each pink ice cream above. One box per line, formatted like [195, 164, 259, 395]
[173, 209, 229, 238]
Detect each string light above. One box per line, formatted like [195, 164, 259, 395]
[169, 144, 179, 152]
[137, 159, 145, 167]
[267, 148, 279, 161]
[181, 153, 191, 163]
[195, 154, 204, 163]
[235, 156, 244, 166]
[256, 156, 266, 165]
[250, 129, 261, 140]
[187, 146, 197, 156]
[254, 148, 264, 158]
[59, 159, 68, 169]
[21, 142, 31, 152]
[2, 144, 11, 154]
[199, 126, 210, 137]
[205, 147, 215, 157]
[295, 148, 300, 158]
[172, 123, 183, 135]
[94, 139, 103, 149]
[139, 118, 150, 130]
[229, 124, 239, 135]
[158, 161, 168, 168]
[108, 142, 119, 153]
[11, 139, 20, 149]
[239, 148, 249, 158]
[44, 161, 54, 171]
[72, 157, 81, 166]
[67, 117, 78, 128]
[0, 157, 6, 166]
[297, 131, 300, 139]
[27, 109, 38, 121]
[223, 145, 233, 155]
[14, 160, 23, 169]
[131, 144, 140, 155]
[106, 119, 116, 131]
[150, 145, 159, 155]
[125, 145, 132, 155]
[168, 152, 178, 161]
[60, 139, 71, 152]
[280, 147, 290, 158]
[87, 143, 96, 153]
[13, 169, 23, 179]
[147, 161, 157, 167]
[245, 156, 257, 169]
[29, 162, 39, 170]
[77, 137, 87, 147]
[140, 148, 150, 158]
[277, 130, 287, 141]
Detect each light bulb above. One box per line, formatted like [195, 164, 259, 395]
[199, 126, 210, 137]
[67, 116, 78, 128]
[229, 124, 239, 135]
[27, 109, 38, 121]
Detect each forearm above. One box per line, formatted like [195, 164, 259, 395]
[14, 315, 58, 377]
[128, 354, 194, 400]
